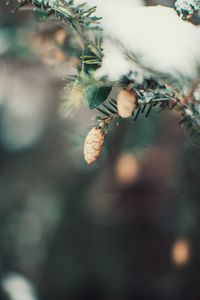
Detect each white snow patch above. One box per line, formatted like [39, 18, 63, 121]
[75, 1, 200, 84]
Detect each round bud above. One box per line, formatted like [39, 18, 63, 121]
[117, 89, 137, 118]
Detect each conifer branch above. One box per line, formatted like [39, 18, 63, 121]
[10, 0, 200, 163]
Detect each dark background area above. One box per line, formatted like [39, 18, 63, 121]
[0, 1, 200, 300]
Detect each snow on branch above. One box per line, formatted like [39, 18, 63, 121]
[12, 0, 200, 163]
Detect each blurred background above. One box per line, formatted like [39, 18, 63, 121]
[1, 1, 200, 300]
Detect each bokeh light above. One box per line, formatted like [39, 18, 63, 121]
[171, 239, 191, 267]
[115, 153, 140, 185]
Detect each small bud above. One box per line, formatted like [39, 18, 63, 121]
[117, 89, 137, 118]
[84, 126, 105, 164]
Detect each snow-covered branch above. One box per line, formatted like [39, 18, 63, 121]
[12, 0, 200, 163]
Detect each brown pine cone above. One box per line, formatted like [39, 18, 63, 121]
[84, 126, 105, 164]
[117, 89, 137, 118]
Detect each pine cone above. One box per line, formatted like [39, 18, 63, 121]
[117, 89, 137, 118]
[84, 126, 105, 165]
